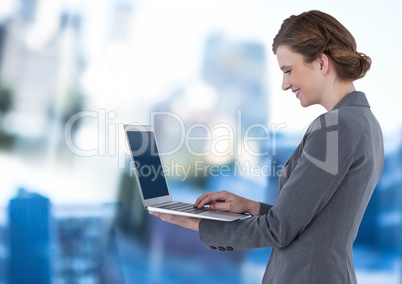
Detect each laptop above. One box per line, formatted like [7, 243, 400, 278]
[124, 124, 250, 222]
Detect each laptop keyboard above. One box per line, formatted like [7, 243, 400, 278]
[157, 202, 209, 214]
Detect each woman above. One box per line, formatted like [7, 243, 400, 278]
[150, 10, 384, 283]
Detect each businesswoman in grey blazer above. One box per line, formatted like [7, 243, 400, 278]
[150, 10, 384, 283]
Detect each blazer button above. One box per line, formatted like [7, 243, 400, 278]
[226, 246, 234, 251]
[210, 246, 217, 250]
[218, 246, 226, 251]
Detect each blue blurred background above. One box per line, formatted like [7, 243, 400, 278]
[0, 0, 401, 283]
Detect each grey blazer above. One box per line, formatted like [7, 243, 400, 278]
[199, 91, 384, 283]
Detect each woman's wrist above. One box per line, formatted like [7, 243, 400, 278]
[246, 200, 261, 216]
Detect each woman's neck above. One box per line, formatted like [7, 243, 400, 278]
[321, 82, 356, 111]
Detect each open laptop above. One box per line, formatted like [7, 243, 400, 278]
[124, 124, 250, 222]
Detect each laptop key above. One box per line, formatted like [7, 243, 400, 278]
[159, 202, 209, 214]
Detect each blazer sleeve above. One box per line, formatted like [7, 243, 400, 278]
[199, 113, 356, 250]
[258, 202, 272, 215]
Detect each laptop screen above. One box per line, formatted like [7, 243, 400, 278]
[126, 130, 169, 200]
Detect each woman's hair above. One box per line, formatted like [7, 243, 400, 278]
[272, 10, 371, 81]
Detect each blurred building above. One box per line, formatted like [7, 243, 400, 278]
[201, 33, 267, 126]
[5, 192, 120, 284]
[19, 0, 38, 23]
[0, 223, 7, 284]
[54, 210, 115, 283]
[8, 190, 52, 284]
[0, 8, 82, 162]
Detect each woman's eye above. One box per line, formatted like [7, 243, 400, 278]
[284, 70, 291, 74]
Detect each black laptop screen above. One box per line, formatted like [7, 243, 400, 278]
[127, 130, 169, 199]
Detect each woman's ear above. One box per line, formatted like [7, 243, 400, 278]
[318, 53, 330, 74]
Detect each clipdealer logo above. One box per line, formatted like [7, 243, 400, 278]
[64, 110, 288, 172]
[303, 109, 339, 175]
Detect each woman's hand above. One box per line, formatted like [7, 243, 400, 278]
[194, 190, 260, 216]
[149, 190, 259, 231]
[148, 211, 200, 231]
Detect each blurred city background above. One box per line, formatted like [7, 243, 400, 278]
[0, 0, 401, 283]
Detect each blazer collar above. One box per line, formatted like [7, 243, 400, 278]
[331, 91, 370, 111]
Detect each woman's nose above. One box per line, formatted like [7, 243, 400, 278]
[282, 77, 291, 91]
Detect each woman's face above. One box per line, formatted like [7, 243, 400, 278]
[276, 45, 324, 108]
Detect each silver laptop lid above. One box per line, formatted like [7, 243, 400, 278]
[124, 125, 172, 208]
